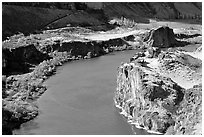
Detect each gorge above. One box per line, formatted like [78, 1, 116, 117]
[2, 2, 202, 135]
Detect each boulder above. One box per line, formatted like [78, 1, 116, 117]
[145, 26, 178, 48]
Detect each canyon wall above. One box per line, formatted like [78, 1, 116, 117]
[2, 34, 133, 75]
[115, 61, 183, 133]
[114, 26, 202, 135]
[115, 60, 202, 134]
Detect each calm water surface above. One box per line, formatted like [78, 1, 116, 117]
[14, 50, 150, 135]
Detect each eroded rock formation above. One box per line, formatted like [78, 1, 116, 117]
[158, 50, 202, 88]
[2, 100, 38, 135]
[115, 47, 202, 134]
[2, 45, 50, 75]
[144, 26, 178, 48]
[2, 32, 136, 75]
[115, 61, 185, 134]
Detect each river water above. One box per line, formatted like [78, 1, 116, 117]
[14, 50, 151, 135]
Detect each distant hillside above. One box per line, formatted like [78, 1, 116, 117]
[101, 2, 201, 20]
[2, 2, 202, 40]
[2, 4, 109, 40]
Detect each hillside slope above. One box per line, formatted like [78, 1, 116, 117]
[2, 4, 108, 40]
[2, 2, 202, 40]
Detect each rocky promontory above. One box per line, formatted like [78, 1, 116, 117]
[115, 61, 184, 134]
[114, 27, 202, 135]
[115, 58, 202, 134]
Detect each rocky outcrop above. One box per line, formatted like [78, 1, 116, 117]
[158, 50, 202, 89]
[2, 32, 137, 75]
[115, 26, 202, 134]
[115, 61, 184, 134]
[2, 100, 38, 135]
[3, 45, 50, 75]
[2, 52, 65, 134]
[166, 84, 202, 135]
[144, 26, 179, 48]
[114, 50, 202, 134]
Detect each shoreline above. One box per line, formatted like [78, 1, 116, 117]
[114, 40, 202, 135]
[2, 24, 202, 135]
[114, 100, 163, 135]
[2, 33, 140, 134]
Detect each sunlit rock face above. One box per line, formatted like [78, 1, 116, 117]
[115, 61, 185, 134]
[114, 53, 202, 134]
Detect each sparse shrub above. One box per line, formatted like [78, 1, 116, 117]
[109, 17, 138, 29]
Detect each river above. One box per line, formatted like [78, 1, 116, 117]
[14, 50, 151, 135]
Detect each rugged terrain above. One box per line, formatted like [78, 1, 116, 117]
[2, 25, 150, 134]
[2, 25, 202, 135]
[2, 2, 202, 135]
[114, 26, 202, 135]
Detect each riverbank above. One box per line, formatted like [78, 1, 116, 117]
[2, 24, 202, 134]
[2, 26, 147, 134]
[114, 26, 202, 134]
[13, 50, 139, 135]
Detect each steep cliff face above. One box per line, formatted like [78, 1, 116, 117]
[2, 31, 136, 75]
[4, 22, 147, 76]
[169, 84, 202, 135]
[115, 61, 184, 134]
[39, 37, 129, 57]
[3, 45, 50, 75]
[115, 34, 202, 135]
[115, 25, 202, 134]
[115, 57, 202, 134]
